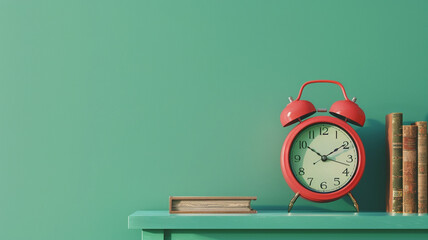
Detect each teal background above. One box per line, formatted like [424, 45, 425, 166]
[1, 0, 428, 239]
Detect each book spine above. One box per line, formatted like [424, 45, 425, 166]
[386, 113, 403, 213]
[414, 121, 427, 213]
[403, 125, 418, 214]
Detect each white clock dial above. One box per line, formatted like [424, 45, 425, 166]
[289, 123, 358, 193]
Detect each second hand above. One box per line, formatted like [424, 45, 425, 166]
[313, 159, 322, 165]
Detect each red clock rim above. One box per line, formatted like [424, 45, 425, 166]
[281, 116, 365, 202]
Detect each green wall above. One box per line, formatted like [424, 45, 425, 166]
[1, 1, 428, 239]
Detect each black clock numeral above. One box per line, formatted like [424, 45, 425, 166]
[298, 141, 307, 149]
[307, 177, 313, 186]
[343, 141, 349, 149]
[347, 155, 353, 163]
[335, 131, 338, 139]
[334, 177, 340, 186]
[320, 126, 328, 135]
[320, 181, 327, 189]
[342, 168, 349, 176]
[308, 130, 315, 139]
[294, 155, 301, 162]
[299, 167, 305, 175]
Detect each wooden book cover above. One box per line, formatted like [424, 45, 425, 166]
[414, 121, 427, 213]
[403, 125, 418, 214]
[169, 196, 257, 214]
[386, 113, 403, 213]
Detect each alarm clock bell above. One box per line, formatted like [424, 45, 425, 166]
[281, 80, 365, 127]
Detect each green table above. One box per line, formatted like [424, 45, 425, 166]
[128, 210, 428, 240]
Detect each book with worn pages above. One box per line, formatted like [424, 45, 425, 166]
[403, 125, 418, 214]
[169, 196, 257, 214]
[386, 113, 403, 213]
[414, 121, 427, 213]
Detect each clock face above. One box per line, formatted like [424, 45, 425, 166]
[289, 122, 358, 193]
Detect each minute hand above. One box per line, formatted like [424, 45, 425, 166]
[326, 144, 346, 156]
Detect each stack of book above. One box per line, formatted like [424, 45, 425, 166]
[386, 113, 427, 214]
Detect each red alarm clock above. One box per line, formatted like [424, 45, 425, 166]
[280, 80, 365, 212]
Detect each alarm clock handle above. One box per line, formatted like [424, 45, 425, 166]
[295, 80, 349, 101]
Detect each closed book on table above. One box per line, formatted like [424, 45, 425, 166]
[386, 113, 403, 213]
[414, 121, 427, 213]
[403, 125, 418, 214]
[169, 196, 257, 214]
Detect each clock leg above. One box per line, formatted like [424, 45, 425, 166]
[348, 192, 359, 212]
[288, 192, 300, 212]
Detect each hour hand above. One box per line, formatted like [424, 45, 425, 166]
[307, 146, 323, 157]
